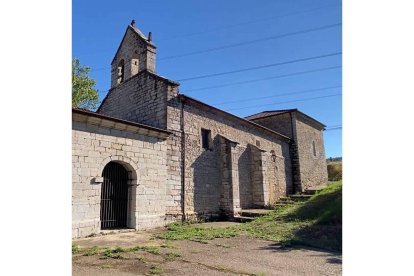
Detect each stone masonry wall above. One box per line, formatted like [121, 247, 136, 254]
[250, 146, 266, 206]
[293, 113, 328, 191]
[237, 145, 253, 209]
[218, 137, 242, 217]
[263, 153, 288, 204]
[164, 86, 184, 221]
[99, 70, 182, 223]
[218, 137, 234, 217]
[180, 102, 293, 218]
[72, 121, 168, 238]
[251, 113, 294, 139]
[99, 71, 168, 129]
[185, 132, 222, 218]
[250, 111, 328, 193]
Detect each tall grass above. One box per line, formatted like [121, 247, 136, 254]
[158, 181, 342, 251]
[327, 162, 342, 181]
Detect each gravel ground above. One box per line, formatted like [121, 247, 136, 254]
[73, 226, 341, 276]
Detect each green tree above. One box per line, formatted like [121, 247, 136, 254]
[72, 58, 99, 110]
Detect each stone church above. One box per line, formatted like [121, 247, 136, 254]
[72, 22, 328, 238]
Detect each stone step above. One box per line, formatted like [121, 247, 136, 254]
[278, 197, 291, 201]
[304, 189, 318, 195]
[270, 195, 312, 209]
[240, 209, 272, 218]
[273, 203, 290, 208]
[304, 186, 326, 195]
[289, 194, 313, 201]
[275, 201, 302, 206]
[232, 216, 254, 223]
[278, 198, 296, 204]
[276, 200, 300, 205]
[276, 201, 306, 206]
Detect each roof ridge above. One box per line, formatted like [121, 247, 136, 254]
[111, 24, 156, 64]
[129, 25, 156, 47]
[244, 109, 298, 120]
[244, 109, 326, 128]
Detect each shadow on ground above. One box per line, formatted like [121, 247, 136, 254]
[257, 242, 341, 254]
[257, 242, 342, 266]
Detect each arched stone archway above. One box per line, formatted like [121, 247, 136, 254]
[98, 156, 139, 230]
[97, 156, 139, 184]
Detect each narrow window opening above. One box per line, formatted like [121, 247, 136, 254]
[312, 141, 317, 157]
[256, 140, 261, 147]
[131, 50, 139, 76]
[201, 128, 212, 150]
[117, 59, 125, 83]
[271, 150, 276, 162]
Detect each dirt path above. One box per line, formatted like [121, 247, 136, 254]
[73, 227, 341, 275]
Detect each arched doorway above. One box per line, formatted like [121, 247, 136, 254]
[100, 162, 129, 229]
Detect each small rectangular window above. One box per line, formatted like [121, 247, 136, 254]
[256, 140, 261, 147]
[201, 128, 211, 150]
[312, 141, 317, 157]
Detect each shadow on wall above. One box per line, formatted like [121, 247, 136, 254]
[191, 136, 222, 220]
[238, 147, 253, 209]
[281, 143, 294, 195]
[73, 120, 163, 146]
[191, 135, 282, 219]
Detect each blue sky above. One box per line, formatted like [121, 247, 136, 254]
[73, 0, 342, 157]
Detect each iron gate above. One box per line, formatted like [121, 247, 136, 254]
[100, 162, 129, 229]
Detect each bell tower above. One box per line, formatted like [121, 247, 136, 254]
[110, 20, 157, 88]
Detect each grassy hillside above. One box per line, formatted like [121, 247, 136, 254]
[241, 181, 342, 251]
[284, 181, 342, 250]
[159, 181, 343, 252]
[292, 181, 342, 225]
